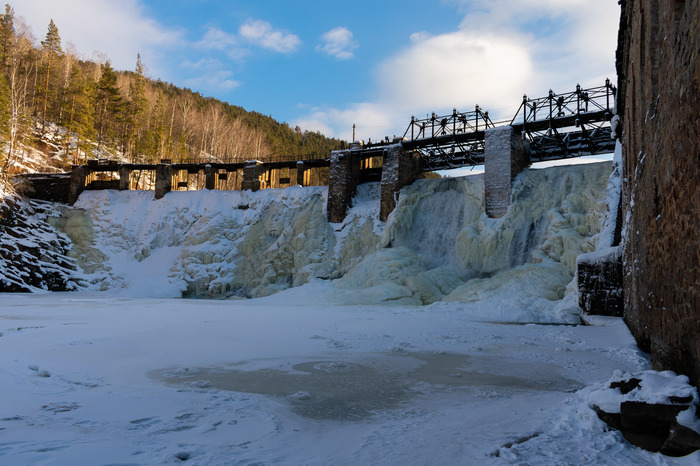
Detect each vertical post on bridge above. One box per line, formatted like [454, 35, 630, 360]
[296, 161, 305, 187]
[154, 163, 173, 199]
[484, 126, 529, 218]
[204, 164, 216, 190]
[242, 160, 262, 192]
[379, 144, 424, 222]
[118, 166, 130, 191]
[68, 165, 87, 205]
[327, 143, 362, 223]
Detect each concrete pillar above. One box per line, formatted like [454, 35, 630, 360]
[296, 161, 305, 186]
[204, 165, 216, 190]
[380, 144, 424, 222]
[154, 164, 173, 199]
[68, 165, 87, 205]
[327, 147, 362, 223]
[484, 126, 529, 218]
[118, 166, 130, 191]
[242, 160, 262, 192]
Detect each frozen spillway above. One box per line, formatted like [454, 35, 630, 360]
[386, 162, 609, 276]
[68, 186, 383, 298]
[63, 162, 611, 311]
[330, 162, 609, 309]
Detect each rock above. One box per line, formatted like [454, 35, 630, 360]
[610, 377, 641, 394]
[661, 423, 700, 457]
[619, 401, 687, 436]
[592, 405, 623, 431]
[621, 431, 666, 452]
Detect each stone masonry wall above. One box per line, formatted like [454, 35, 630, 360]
[617, 0, 700, 386]
[379, 145, 424, 221]
[327, 149, 361, 223]
[484, 126, 529, 218]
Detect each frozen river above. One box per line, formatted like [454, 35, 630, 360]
[2, 292, 686, 465]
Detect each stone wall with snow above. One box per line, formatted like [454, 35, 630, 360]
[616, 0, 700, 386]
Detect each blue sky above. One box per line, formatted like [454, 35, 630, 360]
[14, 0, 620, 142]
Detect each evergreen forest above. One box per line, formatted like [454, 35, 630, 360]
[0, 4, 346, 175]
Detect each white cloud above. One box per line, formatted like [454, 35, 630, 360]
[293, 103, 402, 141]
[180, 57, 239, 92]
[296, 0, 619, 140]
[12, 0, 182, 75]
[195, 25, 238, 51]
[377, 31, 534, 117]
[180, 57, 224, 70]
[452, 0, 619, 91]
[184, 70, 240, 93]
[194, 25, 248, 61]
[316, 27, 358, 60]
[239, 19, 301, 53]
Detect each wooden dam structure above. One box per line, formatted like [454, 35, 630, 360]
[17, 81, 617, 222]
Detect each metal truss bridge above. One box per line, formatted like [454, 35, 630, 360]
[367, 80, 617, 171]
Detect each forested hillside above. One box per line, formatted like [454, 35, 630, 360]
[0, 4, 345, 178]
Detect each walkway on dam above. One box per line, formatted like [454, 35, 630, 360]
[17, 81, 616, 221]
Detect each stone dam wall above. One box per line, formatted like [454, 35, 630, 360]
[616, 0, 699, 386]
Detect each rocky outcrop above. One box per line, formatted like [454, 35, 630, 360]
[591, 373, 700, 456]
[616, 0, 700, 385]
[0, 195, 81, 292]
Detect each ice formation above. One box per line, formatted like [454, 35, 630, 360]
[60, 162, 611, 312]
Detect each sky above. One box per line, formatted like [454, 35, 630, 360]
[12, 0, 620, 142]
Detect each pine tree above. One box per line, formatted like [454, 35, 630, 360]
[143, 90, 167, 162]
[125, 54, 147, 161]
[63, 66, 94, 164]
[0, 4, 33, 175]
[0, 5, 12, 139]
[39, 19, 63, 131]
[94, 60, 122, 148]
[0, 4, 13, 71]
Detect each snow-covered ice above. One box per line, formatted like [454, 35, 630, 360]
[2, 293, 695, 465]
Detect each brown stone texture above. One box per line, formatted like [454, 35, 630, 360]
[118, 166, 131, 191]
[241, 161, 262, 192]
[616, 0, 700, 385]
[327, 149, 362, 223]
[68, 166, 87, 205]
[577, 247, 624, 317]
[379, 145, 424, 222]
[484, 126, 529, 218]
[154, 164, 173, 199]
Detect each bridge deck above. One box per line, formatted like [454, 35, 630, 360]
[54, 81, 617, 177]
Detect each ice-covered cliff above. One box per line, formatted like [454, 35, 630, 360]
[59, 162, 611, 316]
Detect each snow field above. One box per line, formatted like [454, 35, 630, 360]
[2, 293, 693, 465]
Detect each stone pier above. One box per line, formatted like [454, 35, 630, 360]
[68, 166, 87, 205]
[484, 126, 529, 218]
[154, 164, 173, 199]
[204, 165, 216, 190]
[118, 166, 130, 191]
[326, 145, 362, 223]
[379, 144, 424, 222]
[296, 161, 306, 187]
[242, 160, 263, 192]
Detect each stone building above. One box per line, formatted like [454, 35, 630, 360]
[616, 0, 699, 385]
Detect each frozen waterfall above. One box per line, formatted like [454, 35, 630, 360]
[58, 162, 611, 315]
